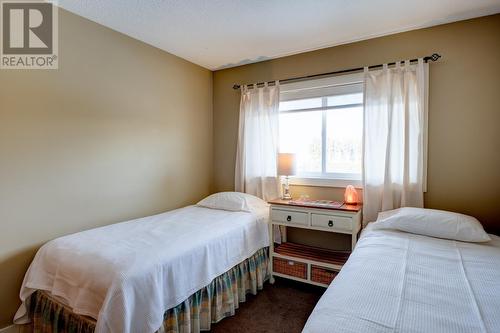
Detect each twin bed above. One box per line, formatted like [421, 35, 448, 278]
[304, 214, 500, 333]
[14, 193, 500, 333]
[14, 193, 271, 333]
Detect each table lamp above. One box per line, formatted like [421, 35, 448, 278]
[344, 185, 359, 204]
[278, 153, 297, 200]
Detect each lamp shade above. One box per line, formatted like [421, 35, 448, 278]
[277, 153, 297, 176]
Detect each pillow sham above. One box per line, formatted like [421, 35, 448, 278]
[372, 207, 491, 242]
[197, 192, 269, 213]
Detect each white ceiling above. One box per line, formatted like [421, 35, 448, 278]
[58, 0, 500, 70]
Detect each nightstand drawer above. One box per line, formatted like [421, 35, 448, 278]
[271, 209, 308, 226]
[311, 214, 352, 231]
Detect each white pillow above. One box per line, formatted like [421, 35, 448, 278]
[372, 207, 491, 242]
[197, 192, 269, 213]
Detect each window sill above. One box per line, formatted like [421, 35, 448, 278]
[288, 177, 362, 188]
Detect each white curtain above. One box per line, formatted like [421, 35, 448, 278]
[235, 82, 280, 201]
[363, 59, 428, 222]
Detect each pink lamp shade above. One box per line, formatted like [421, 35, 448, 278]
[344, 185, 359, 204]
[277, 153, 297, 176]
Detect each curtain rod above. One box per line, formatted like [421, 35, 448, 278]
[232, 53, 441, 90]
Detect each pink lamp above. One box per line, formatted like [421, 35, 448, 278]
[344, 185, 359, 205]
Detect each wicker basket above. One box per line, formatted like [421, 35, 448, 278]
[273, 257, 307, 279]
[311, 265, 338, 285]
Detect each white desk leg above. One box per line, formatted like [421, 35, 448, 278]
[269, 222, 275, 284]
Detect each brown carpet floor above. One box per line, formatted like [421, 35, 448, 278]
[210, 277, 325, 333]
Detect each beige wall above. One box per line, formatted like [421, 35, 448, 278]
[213, 14, 500, 233]
[0, 10, 213, 327]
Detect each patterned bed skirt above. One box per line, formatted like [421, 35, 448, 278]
[25, 247, 270, 333]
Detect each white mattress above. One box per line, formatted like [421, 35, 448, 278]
[14, 205, 269, 333]
[303, 224, 500, 333]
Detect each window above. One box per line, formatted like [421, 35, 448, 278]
[278, 73, 363, 187]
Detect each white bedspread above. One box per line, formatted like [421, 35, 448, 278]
[14, 205, 269, 333]
[303, 224, 500, 333]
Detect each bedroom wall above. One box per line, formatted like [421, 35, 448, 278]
[0, 9, 213, 328]
[213, 14, 500, 233]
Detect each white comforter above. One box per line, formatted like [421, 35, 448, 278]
[303, 224, 500, 333]
[14, 205, 269, 333]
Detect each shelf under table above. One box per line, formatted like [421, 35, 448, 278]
[274, 242, 351, 267]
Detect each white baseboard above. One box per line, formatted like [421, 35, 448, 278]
[0, 325, 18, 333]
[0, 325, 22, 333]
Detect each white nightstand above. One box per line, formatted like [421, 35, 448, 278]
[268, 199, 362, 287]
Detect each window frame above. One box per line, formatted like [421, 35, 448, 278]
[278, 73, 364, 188]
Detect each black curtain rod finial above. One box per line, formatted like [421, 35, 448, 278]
[233, 53, 441, 90]
[424, 53, 441, 62]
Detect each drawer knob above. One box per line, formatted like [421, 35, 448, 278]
[328, 220, 334, 227]
[287, 215, 292, 222]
